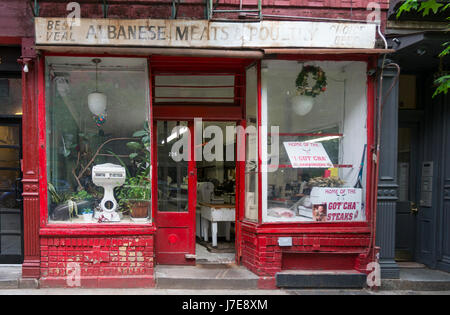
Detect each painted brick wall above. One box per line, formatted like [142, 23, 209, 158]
[32, 0, 389, 35]
[0, 0, 34, 37]
[0, 0, 390, 40]
[34, 0, 389, 21]
[40, 235, 155, 288]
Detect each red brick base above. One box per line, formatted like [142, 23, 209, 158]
[241, 222, 374, 282]
[39, 235, 155, 288]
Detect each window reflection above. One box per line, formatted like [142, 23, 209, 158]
[45, 57, 151, 224]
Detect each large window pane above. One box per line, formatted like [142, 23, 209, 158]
[262, 60, 367, 223]
[46, 57, 151, 224]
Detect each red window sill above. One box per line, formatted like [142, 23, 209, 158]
[40, 223, 156, 237]
[241, 219, 370, 234]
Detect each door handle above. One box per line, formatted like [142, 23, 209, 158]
[410, 201, 418, 214]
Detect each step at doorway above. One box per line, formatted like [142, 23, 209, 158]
[195, 243, 235, 265]
[155, 264, 259, 289]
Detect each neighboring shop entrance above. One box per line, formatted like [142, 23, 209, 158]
[396, 123, 420, 262]
[0, 117, 23, 264]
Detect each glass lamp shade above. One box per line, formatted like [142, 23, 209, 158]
[291, 95, 314, 116]
[88, 92, 107, 116]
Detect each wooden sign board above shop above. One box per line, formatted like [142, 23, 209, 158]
[35, 18, 376, 49]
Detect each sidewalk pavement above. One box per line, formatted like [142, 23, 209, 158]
[382, 267, 450, 291]
[2, 264, 450, 293]
[0, 265, 21, 289]
[0, 288, 449, 295]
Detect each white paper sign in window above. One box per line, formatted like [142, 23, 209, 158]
[283, 142, 333, 168]
[310, 187, 363, 222]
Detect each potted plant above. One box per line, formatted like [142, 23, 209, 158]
[111, 123, 151, 220]
[117, 173, 150, 219]
[48, 184, 96, 221]
[124, 124, 151, 219]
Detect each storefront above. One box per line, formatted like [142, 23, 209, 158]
[27, 17, 386, 288]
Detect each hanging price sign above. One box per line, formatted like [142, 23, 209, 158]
[283, 142, 333, 168]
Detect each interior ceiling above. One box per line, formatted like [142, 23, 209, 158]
[47, 56, 147, 71]
[150, 56, 254, 74]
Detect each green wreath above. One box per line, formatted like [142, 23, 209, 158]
[295, 65, 327, 97]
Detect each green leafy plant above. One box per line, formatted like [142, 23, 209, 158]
[434, 73, 450, 96]
[397, 0, 448, 17]
[116, 172, 150, 214]
[126, 175, 150, 201]
[126, 121, 151, 177]
[68, 189, 94, 201]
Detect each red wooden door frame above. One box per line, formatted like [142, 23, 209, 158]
[151, 58, 247, 265]
[154, 120, 197, 265]
[153, 116, 244, 265]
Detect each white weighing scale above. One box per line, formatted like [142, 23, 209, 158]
[92, 163, 126, 222]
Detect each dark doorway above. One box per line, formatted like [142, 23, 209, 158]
[395, 122, 420, 261]
[0, 117, 23, 264]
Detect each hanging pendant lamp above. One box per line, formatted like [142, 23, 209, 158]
[88, 58, 107, 116]
[291, 94, 315, 116]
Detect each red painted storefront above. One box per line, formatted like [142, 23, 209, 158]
[0, 0, 390, 288]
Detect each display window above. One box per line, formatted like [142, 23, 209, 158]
[261, 60, 368, 223]
[45, 56, 151, 224]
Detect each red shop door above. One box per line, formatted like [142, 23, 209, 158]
[154, 120, 196, 265]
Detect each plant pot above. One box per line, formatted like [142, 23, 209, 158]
[82, 213, 93, 222]
[130, 201, 149, 219]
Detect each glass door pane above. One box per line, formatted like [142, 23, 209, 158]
[157, 121, 189, 212]
[155, 120, 195, 265]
